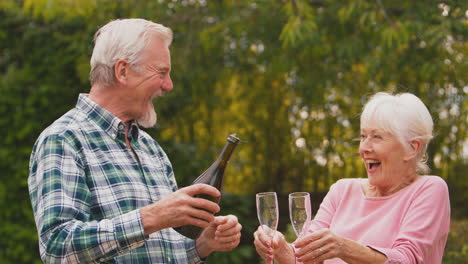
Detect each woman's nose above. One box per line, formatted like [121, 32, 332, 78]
[359, 138, 372, 153]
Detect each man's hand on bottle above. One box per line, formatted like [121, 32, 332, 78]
[196, 215, 243, 258]
[141, 184, 220, 234]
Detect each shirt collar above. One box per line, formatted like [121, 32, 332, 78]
[76, 93, 139, 140]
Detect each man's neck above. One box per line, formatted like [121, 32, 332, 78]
[89, 84, 134, 123]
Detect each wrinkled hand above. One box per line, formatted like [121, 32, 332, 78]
[196, 215, 242, 258]
[294, 228, 344, 263]
[254, 225, 292, 264]
[141, 184, 221, 234]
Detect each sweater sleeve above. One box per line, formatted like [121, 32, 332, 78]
[308, 180, 343, 232]
[368, 177, 451, 264]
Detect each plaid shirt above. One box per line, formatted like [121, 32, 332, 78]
[29, 94, 203, 264]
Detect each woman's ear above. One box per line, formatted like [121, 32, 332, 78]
[404, 139, 422, 161]
[114, 59, 129, 85]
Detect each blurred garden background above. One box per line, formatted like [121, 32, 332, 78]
[0, 0, 466, 263]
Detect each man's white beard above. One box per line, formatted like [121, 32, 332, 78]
[137, 101, 157, 128]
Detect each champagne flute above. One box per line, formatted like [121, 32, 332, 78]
[288, 192, 312, 239]
[256, 192, 279, 264]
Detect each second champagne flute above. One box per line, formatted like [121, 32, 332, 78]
[256, 192, 279, 264]
[288, 192, 312, 239]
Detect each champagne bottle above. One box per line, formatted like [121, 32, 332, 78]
[173, 134, 240, 240]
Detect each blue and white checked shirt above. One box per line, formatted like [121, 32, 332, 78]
[28, 94, 203, 263]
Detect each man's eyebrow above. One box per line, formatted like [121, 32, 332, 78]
[157, 65, 171, 72]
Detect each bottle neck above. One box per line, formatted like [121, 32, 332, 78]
[218, 141, 238, 163]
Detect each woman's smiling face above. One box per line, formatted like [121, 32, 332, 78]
[359, 128, 410, 188]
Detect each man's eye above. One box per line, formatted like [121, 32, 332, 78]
[373, 135, 382, 139]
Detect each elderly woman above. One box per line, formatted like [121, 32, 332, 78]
[254, 92, 450, 264]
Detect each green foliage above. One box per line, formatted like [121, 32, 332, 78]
[444, 219, 468, 263]
[0, 0, 466, 263]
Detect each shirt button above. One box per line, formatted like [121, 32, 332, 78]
[167, 257, 171, 262]
[99, 258, 105, 262]
[118, 124, 125, 130]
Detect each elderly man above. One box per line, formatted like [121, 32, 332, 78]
[28, 18, 242, 263]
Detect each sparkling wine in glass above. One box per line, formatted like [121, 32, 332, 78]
[256, 192, 279, 264]
[289, 192, 312, 239]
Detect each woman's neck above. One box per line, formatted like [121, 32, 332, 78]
[364, 173, 421, 197]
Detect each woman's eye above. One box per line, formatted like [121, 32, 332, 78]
[373, 135, 382, 139]
[360, 134, 366, 140]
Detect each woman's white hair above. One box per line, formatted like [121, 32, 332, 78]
[360, 92, 434, 174]
[89, 18, 173, 87]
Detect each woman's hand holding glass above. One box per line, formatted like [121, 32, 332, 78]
[253, 225, 287, 264]
[255, 192, 280, 264]
[294, 228, 346, 263]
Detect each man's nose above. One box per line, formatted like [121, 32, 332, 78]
[162, 76, 173, 91]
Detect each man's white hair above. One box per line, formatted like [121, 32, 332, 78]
[89, 18, 173, 87]
[360, 92, 434, 174]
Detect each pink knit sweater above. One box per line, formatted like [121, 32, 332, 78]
[308, 176, 450, 264]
